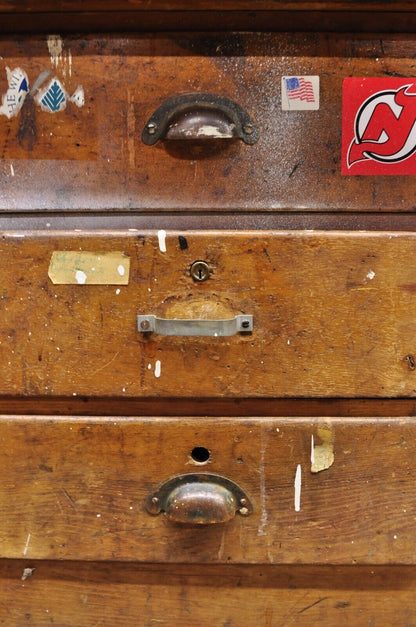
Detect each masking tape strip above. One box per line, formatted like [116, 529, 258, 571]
[48, 251, 130, 285]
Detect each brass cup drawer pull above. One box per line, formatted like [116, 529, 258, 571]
[142, 92, 259, 145]
[146, 473, 253, 525]
[137, 314, 253, 337]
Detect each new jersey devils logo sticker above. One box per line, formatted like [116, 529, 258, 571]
[342, 78, 416, 175]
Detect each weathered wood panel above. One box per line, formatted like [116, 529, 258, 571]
[1, 561, 416, 626]
[1, 34, 416, 212]
[1, 230, 416, 398]
[0, 416, 415, 564]
[1, 11, 415, 34]
[0, 1, 414, 12]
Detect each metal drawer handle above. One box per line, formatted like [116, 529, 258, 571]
[137, 314, 253, 336]
[146, 473, 253, 525]
[142, 92, 259, 145]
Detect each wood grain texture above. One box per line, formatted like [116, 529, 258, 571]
[1, 10, 416, 34]
[2, 33, 416, 212]
[1, 230, 416, 398]
[0, 561, 416, 626]
[0, 1, 415, 12]
[0, 415, 415, 564]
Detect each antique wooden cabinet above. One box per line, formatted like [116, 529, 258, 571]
[1, 2, 416, 625]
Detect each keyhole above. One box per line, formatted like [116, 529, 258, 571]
[190, 260, 210, 282]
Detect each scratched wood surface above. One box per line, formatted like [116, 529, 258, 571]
[2, 33, 416, 212]
[0, 415, 414, 564]
[2, 230, 416, 399]
[0, 562, 415, 626]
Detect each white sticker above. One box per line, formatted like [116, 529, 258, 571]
[70, 85, 85, 108]
[281, 76, 320, 111]
[35, 77, 67, 113]
[0, 67, 29, 118]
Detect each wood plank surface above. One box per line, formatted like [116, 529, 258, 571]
[1, 34, 416, 212]
[1, 10, 415, 34]
[0, 415, 415, 564]
[0, 561, 415, 626]
[1, 230, 416, 398]
[0, 1, 415, 12]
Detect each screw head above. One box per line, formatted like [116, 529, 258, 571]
[147, 122, 157, 135]
[140, 319, 150, 331]
[239, 507, 249, 516]
[243, 124, 253, 135]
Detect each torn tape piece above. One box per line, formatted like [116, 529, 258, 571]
[311, 426, 334, 473]
[47, 35, 63, 67]
[35, 78, 67, 113]
[0, 67, 29, 119]
[48, 252, 130, 285]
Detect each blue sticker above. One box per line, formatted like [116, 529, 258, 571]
[37, 78, 67, 113]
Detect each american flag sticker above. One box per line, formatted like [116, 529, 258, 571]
[281, 76, 320, 111]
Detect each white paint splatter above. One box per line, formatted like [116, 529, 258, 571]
[311, 435, 315, 464]
[75, 270, 87, 284]
[155, 360, 161, 378]
[23, 533, 31, 556]
[147, 363, 152, 370]
[367, 270, 375, 280]
[157, 230, 167, 253]
[21, 567, 35, 581]
[294, 464, 302, 512]
[115, 289, 120, 295]
[117, 265, 125, 277]
[10, 164, 14, 177]
[196, 124, 234, 138]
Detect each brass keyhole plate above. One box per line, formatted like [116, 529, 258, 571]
[190, 260, 210, 282]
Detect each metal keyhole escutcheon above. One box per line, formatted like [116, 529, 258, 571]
[190, 260, 210, 282]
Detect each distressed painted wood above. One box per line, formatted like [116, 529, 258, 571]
[1, 230, 416, 398]
[1, 561, 416, 626]
[1, 33, 416, 212]
[0, 416, 415, 564]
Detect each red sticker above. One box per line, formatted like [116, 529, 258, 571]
[342, 77, 416, 175]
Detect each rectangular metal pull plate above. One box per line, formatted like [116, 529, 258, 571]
[137, 315, 253, 337]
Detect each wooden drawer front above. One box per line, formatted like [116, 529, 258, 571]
[0, 415, 414, 564]
[1, 33, 415, 213]
[2, 230, 416, 399]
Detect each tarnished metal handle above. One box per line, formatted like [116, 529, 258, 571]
[142, 92, 259, 145]
[137, 314, 253, 337]
[146, 473, 253, 525]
